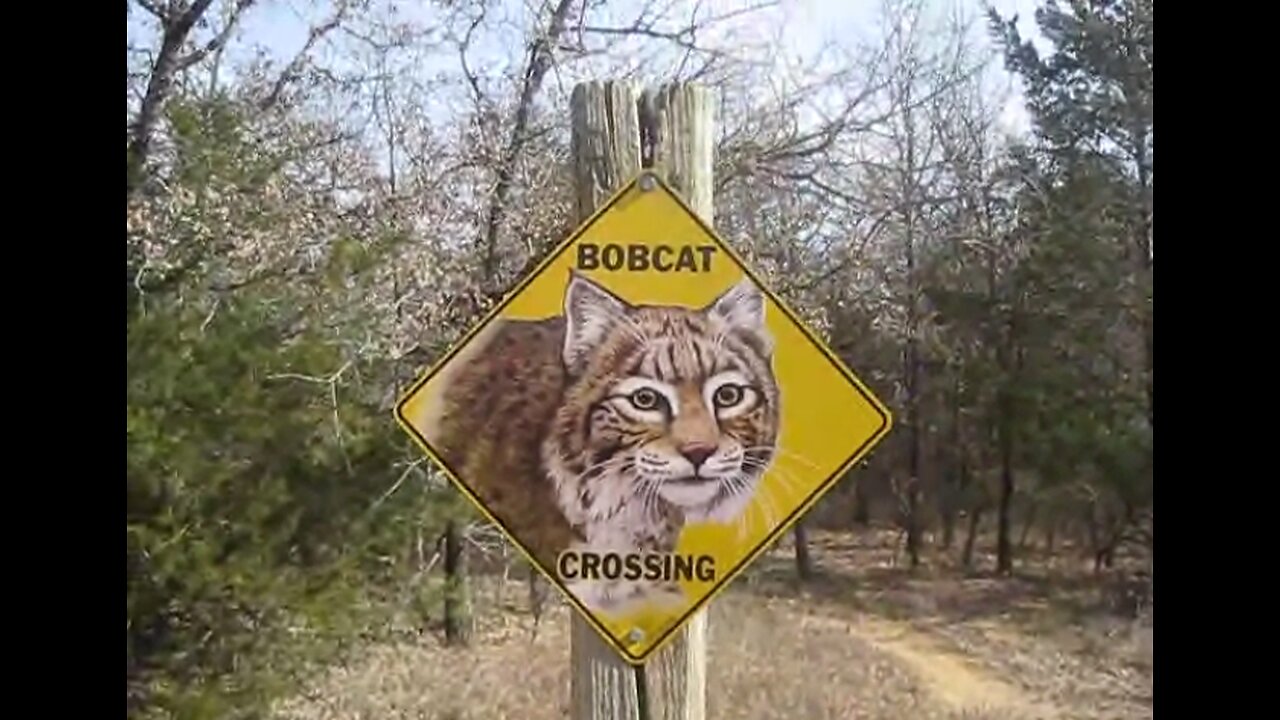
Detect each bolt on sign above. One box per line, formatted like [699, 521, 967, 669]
[395, 171, 892, 664]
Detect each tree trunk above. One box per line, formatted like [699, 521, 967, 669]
[941, 377, 964, 551]
[901, 59, 923, 571]
[906, 476, 921, 568]
[1045, 518, 1056, 553]
[1145, 514, 1153, 621]
[1019, 500, 1037, 550]
[1086, 503, 1102, 570]
[939, 468, 957, 552]
[128, 0, 217, 198]
[528, 562, 547, 640]
[903, 288, 922, 568]
[528, 564, 546, 613]
[1095, 501, 1133, 573]
[793, 520, 814, 582]
[853, 479, 871, 526]
[1135, 122, 1153, 433]
[443, 518, 470, 646]
[962, 506, 982, 569]
[994, 318, 1021, 576]
[950, 454, 971, 556]
[996, 441, 1014, 575]
[1142, 309, 1153, 431]
[127, 0, 255, 199]
[1095, 539, 1115, 572]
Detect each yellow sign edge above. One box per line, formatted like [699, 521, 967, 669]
[392, 169, 893, 665]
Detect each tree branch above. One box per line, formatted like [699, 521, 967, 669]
[458, 3, 489, 109]
[259, 1, 349, 111]
[134, 0, 167, 22]
[479, 0, 575, 287]
[127, 0, 246, 199]
[176, 0, 257, 71]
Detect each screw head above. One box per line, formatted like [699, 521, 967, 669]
[628, 628, 645, 644]
[638, 173, 657, 191]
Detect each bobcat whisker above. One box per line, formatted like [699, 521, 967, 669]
[740, 455, 805, 487]
[768, 475, 788, 524]
[732, 473, 769, 533]
[731, 463, 791, 533]
[732, 475, 760, 542]
[743, 462, 808, 508]
[640, 477, 664, 517]
[733, 501, 750, 541]
[757, 487, 779, 532]
[740, 445, 820, 471]
[711, 473, 750, 540]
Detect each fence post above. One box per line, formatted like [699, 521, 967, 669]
[568, 79, 713, 720]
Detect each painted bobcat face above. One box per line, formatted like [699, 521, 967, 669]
[545, 271, 780, 526]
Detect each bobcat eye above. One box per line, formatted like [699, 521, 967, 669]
[713, 384, 745, 408]
[629, 388, 662, 411]
[610, 378, 677, 421]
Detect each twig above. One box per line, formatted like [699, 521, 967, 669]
[265, 360, 353, 385]
[176, 0, 258, 71]
[457, 3, 489, 109]
[329, 373, 353, 476]
[199, 297, 221, 334]
[134, 0, 167, 22]
[411, 530, 446, 583]
[264, 360, 354, 475]
[464, 531, 505, 561]
[422, 548, 443, 577]
[370, 458, 427, 512]
[260, 0, 350, 110]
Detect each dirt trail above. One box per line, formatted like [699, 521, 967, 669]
[841, 613, 1056, 719]
[276, 551, 1153, 720]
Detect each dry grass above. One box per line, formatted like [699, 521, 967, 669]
[274, 527, 1153, 720]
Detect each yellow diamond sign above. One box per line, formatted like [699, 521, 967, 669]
[395, 171, 892, 663]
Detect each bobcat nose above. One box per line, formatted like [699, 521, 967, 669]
[679, 443, 716, 470]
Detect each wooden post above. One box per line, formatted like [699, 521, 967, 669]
[442, 517, 471, 645]
[569, 80, 713, 720]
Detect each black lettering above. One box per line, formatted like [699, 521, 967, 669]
[601, 244, 624, 270]
[644, 554, 664, 580]
[675, 245, 698, 272]
[653, 245, 674, 272]
[558, 552, 579, 580]
[695, 555, 716, 582]
[601, 553, 622, 580]
[697, 245, 717, 271]
[624, 554, 643, 580]
[627, 244, 649, 271]
[581, 552, 601, 580]
[579, 244, 718, 273]
[673, 555, 695, 581]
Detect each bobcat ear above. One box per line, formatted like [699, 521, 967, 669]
[706, 277, 766, 334]
[563, 271, 630, 374]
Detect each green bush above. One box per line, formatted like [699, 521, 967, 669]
[126, 288, 439, 718]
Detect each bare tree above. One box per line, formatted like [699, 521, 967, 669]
[127, 0, 258, 198]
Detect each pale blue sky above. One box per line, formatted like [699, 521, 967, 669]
[784, 0, 1045, 133]
[129, 0, 1047, 134]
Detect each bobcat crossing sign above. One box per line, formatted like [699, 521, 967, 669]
[395, 171, 892, 664]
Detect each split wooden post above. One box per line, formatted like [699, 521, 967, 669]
[568, 80, 714, 720]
